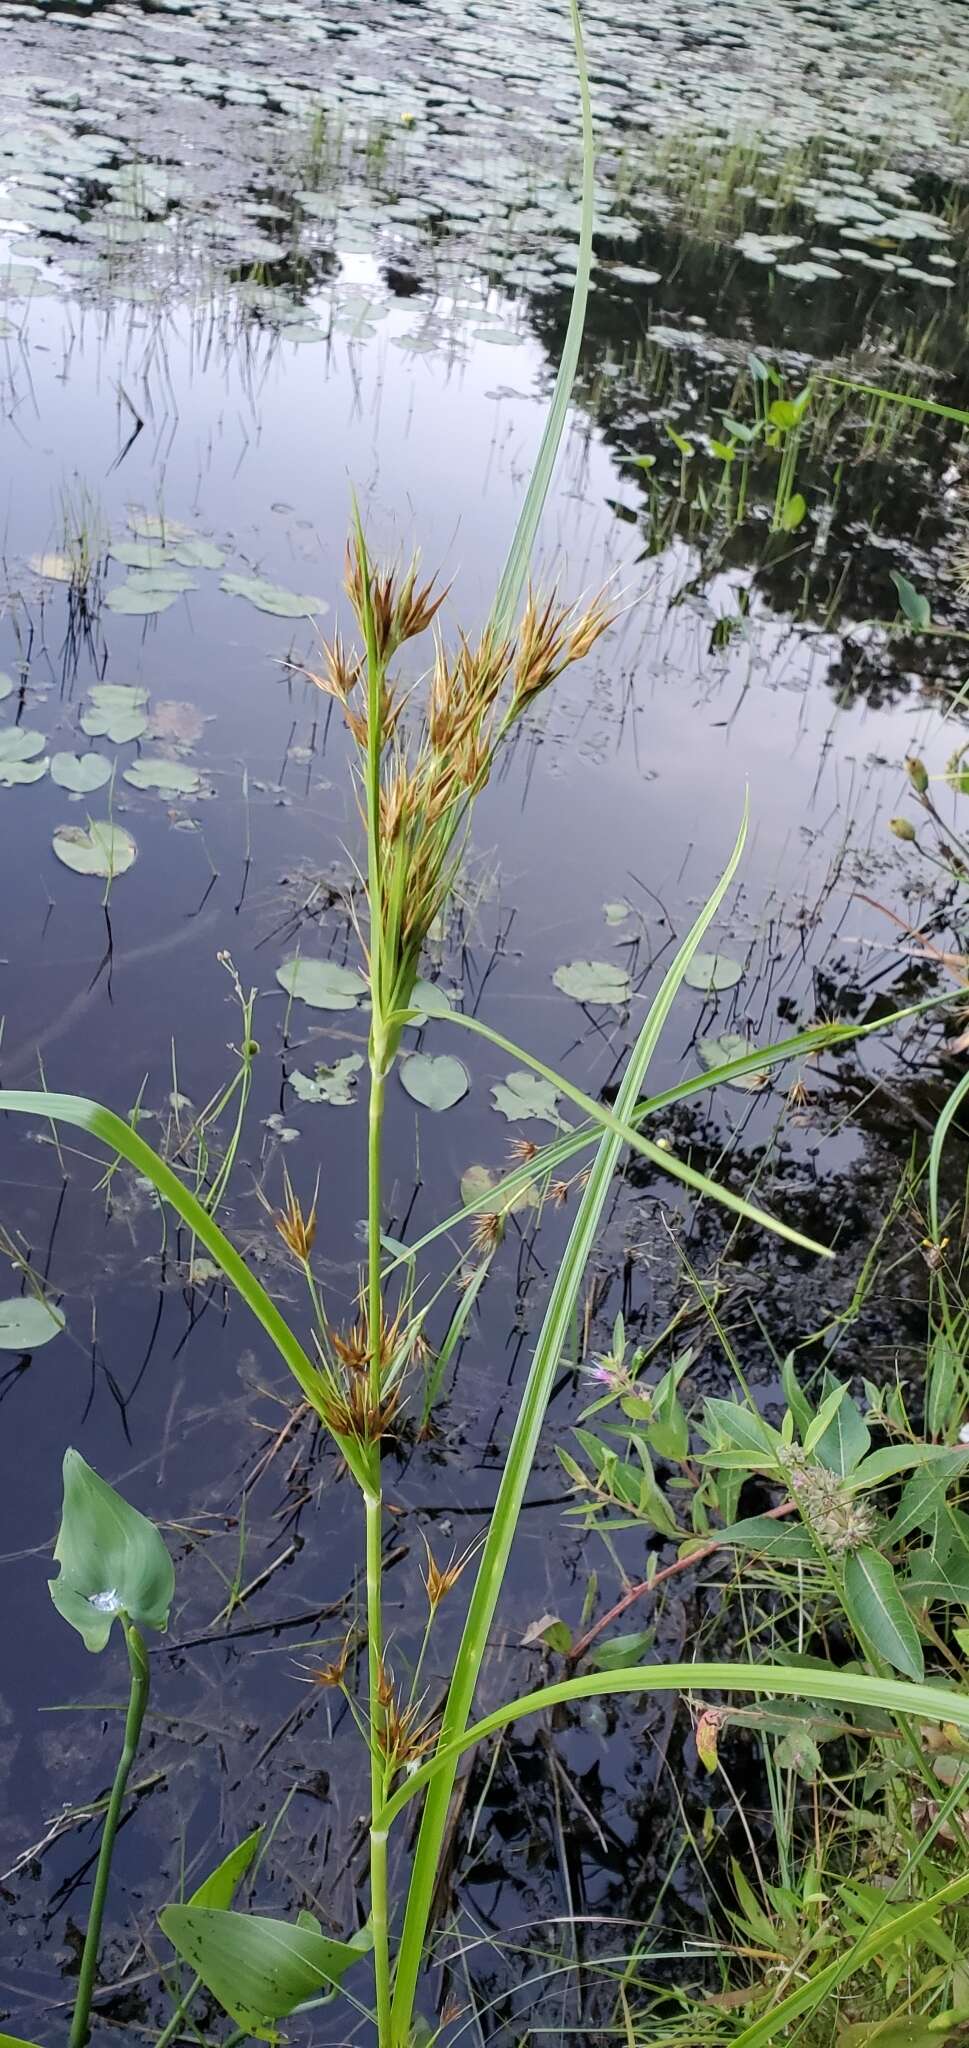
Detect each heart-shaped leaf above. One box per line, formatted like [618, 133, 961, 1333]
[105, 582, 184, 615]
[51, 752, 112, 794]
[0, 756, 47, 786]
[124, 756, 201, 796]
[552, 959, 631, 1005]
[460, 1162, 536, 1216]
[0, 727, 45, 761]
[289, 1055, 363, 1105]
[220, 573, 327, 619]
[157, 1908, 371, 2039]
[683, 952, 743, 993]
[276, 957, 368, 1010]
[400, 1052, 469, 1111]
[697, 1034, 768, 1090]
[491, 1070, 563, 1126]
[0, 1295, 64, 1349]
[49, 1448, 175, 1652]
[52, 822, 137, 878]
[81, 684, 149, 744]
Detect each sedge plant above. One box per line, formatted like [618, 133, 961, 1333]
[3, 7, 968, 2045]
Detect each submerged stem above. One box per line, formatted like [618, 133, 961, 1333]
[70, 1620, 149, 2048]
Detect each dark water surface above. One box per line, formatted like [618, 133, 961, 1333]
[2, 0, 969, 2039]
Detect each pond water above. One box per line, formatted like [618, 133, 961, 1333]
[2, 0, 969, 2039]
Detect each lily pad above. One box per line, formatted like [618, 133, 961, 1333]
[460, 1161, 535, 1216]
[0, 673, 14, 702]
[51, 751, 112, 793]
[0, 1294, 64, 1349]
[683, 952, 744, 993]
[170, 536, 226, 570]
[30, 551, 78, 581]
[52, 821, 137, 878]
[697, 1034, 769, 1091]
[290, 1055, 364, 1105]
[400, 1052, 469, 1111]
[0, 756, 47, 786]
[491, 1070, 564, 1126]
[105, 580, 184, 615]
[81, 683, 150, 744]
[124, 756, 201, 796]
[276, 957, 368, 1010]
[220, 572, 327, 618]
[603, 899, 632, 925]
[109, 540, 177, 570]
[553, 959, 631, 1005]
[0, 727, 45, 761]
[407, 978, 458, 1025]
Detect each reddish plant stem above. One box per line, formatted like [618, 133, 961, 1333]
[567, 1500, 797, 1665]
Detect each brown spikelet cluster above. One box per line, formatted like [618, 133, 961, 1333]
[421, 1535, 477, 1611]
[510, 585, 613, 712]
[310, 1282, 414, 1446]
[274, 1168, 318, 1262]
[375, 1658, 439, 1769]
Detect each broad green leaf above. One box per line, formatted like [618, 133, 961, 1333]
[0, 1294, 64, 1349]
[552, 959, 631, 1006]
[903, 1538, 969, 1607]
[842, 1546, 924, 1680]
[890, 568, 931, 631]
[886, 1453, 969, 1547]
[781, 1353, 812, 1437]
[220, 573, 327, 618]
[713, 1515, 817, 1561]
[276, 957, 367, 1010]
[697, 1033, 768, 1091]
[0, 757, 47, 786]
[701, 1398, 781, 1459]
[158, 1908, 370, 2039]
[399, 1053, 469, 1112]
[50, 751, 112, 793]
[124, 756, 201, 796]
[30, 551, 76, 581]
[81, 683, 149, 744]
[109, 540, 177, 570]
[491, 1070, 563, 1126]
[683, 951, 743, 993]
[189, 1827, 262, 1909]
[588, 1629, 655, 1671]
[809, 1374, 870, 1474]
[106, 580, 183, 615]
[459, 1162, 535, 1217]
[289, 1056, 363, 1106]
[779, 491, 807, 531]
[52, 822, 137, 879]
[0, 2034, 45, 2047]
[50, 1447, 174, 1652]
[0, 727, 45, 761]
[126, 567, 199, 594]
[775, 1725, 821, 1779]
[170, 537, 226, 570]
[406, 979, 456, 1025]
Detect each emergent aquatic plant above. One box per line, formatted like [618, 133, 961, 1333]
[2, 9, 967, 2047]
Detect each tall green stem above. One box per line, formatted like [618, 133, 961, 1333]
[366, 1063, 391, 2042]
[70, 1620, 149, 2048]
